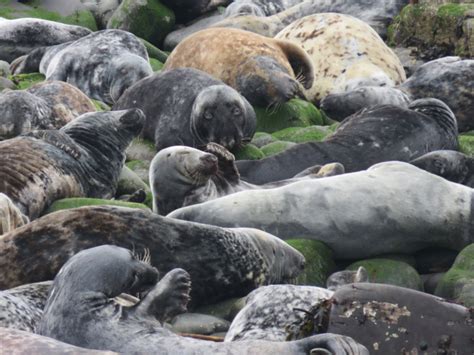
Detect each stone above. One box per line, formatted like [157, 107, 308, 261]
[0, 60, 10, 77]
[250, 132, 274, 148]
[125, 159, 151, 185]
[415, 248, 459, 273]
[271, 126, 333, 144]
[194, 297, 246, 322]
[232, 144, 264, 160]
[421, 272, 446, 294]
[170, 313, 231, 335]
[126, 138, 157, 162]
[260, 141, 296, 157]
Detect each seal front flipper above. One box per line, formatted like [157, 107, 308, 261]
[204, 142, 240, 184]
[131, 268, 191, 323]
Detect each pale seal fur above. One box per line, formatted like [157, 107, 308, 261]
[169, 162, 474, 259]
[0, 193, 28, 235]
[276, 13, 406, 102]
[326, 267, 369, 291]
[163, 28, 314, 107]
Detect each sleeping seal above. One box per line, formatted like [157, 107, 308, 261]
[38, 244, 368, 354]
[169, 162, 474, 259]
[235, 99, 458, 184]
[0, 109, 144, 220]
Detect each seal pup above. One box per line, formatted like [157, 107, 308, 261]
[0, 109, 145, 220]
[410, 150, 474, 188]
[13, 29, 153, 105]
[38, 244, 368, 354]
[400, 57, 474, 132]
[0, 193, 28, 235]
[114, 68, 257, 152]
[150, 143, 344, 215]
[276, 13, 406, 103]
[235, 99, 458, 184]
[0, 81, 96, 140]
[163, 28, 314, 107]
[169, 162, 474, 259]
[0, 18, 91, 62]
[0, 206, 305, 307]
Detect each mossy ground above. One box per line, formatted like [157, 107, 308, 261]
[9, 73, 45, 90]
[260, 141, 296, 157]
[271, 126, 333, 144]
[45, 197, 149, 215]
[232, 144, 265, 160]
[459, 135, 474, 156]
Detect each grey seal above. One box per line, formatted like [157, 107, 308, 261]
[326, 267, 369, 291]
[114, 68, 256, 152]
[0, 193, 29, 235]
[169, 162, 474, 259]
[0, 18, 91, 62]
[38, 244, 369, 354]
[13, 29, 153, 105]
[0, 206, 304, 307]
[235, 99, 458, 184]
[224, 0, 301, 17]
[150, 143, 344, 215]
[0, 109, 144, 220]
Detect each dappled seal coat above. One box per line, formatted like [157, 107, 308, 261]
[0, 109, 144, 220]
[0, 194, 28, 235]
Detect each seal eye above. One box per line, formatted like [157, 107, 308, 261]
[232, 107, 242, 116]
[204, 111, 213, 120]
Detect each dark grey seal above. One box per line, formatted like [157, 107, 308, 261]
[160, 0, 229, 23]
[114, 68, 256, 152]
[410, 150, 474, 188]
[0, 109, 144, 220]
[13, 29, 153, 105]
[38, 244, 369, 354]
[400, 56, 474, 132]
[236, 99, 458, 184]
[0, 17, 91, 62]
[0, 206, 304, 307]
[150, 143, 344, 215]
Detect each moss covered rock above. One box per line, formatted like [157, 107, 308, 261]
[125, 159, 151, 185]
[117, 166, 151, 197]
[126, 138, 156, 162]
[260, 141, 296, 157]
[149, 58, 164, 72]
[107, 0, 175, 47]
[254, 99, 324, 133]
[348, 258, 424, 291]
[272, 126, 333, 144]
[9, 73, 45, 90]
[250, 132, 274, 148]
[435, 244, 474, 307]
[389, 3, 474, 58]
[286, 239, 336, 287]
[459, 134, 474, 156]
[140, 38, 169, 63]
[45, 197, 149, 215]
[232, 144, 265, 160]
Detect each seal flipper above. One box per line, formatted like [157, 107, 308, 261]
[131, 268, 191, 323]
[24, 130, 82, 159]
[276, 39, 314, 90]
[204, 143, 240, 184]
[293, 163, 345, 179]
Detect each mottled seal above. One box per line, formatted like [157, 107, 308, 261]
[37, 244, 368, 354]
[400, 56, 474, 132]
[224, 0, 301, 17]
[326, 267, 369, 291]
[0, 193, 28, 235]
[0, 206, 304, 307]
[276, 13, 406, 103]
[114, 68, 256, 152]
[235, 99, 458, 184]
[0, 18, 91, 62]
[14, 29, 153, 105]
[163, 28, 314, 107]
[0, 81, 96, 140]
[0, 109, 144, 220]
[150, 143, 344, 215]
[169, 162, 474, 259]
[410, 150, 474, 188]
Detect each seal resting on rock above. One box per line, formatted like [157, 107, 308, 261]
[0, 194, 28, 235]
[114, 68, 256, 152]
[37, 244, 368, 354]
[235, 99, 458, 184]
[169, 162, 474, 259]
[276, 13, 406, 103]
[0, 18, 91, 62]
[13, 29, 153, 105]
[0, 81, 96, 140]
[163, 28, 314, 107]
[150, 143, 344, 215]
[0, 206, 304, 307]
[0, 109, 145, 220]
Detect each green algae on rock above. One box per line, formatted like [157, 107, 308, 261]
[9, 73, 45, 90]
[232, 143, 265, 160]
[44, 197, 149, 215]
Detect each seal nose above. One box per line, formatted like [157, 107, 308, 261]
[119, 108, 145, 132]
[199, 153, 218, 174]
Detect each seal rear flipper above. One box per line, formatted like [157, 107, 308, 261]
[10, 47, 48, 75]
[275, 39, 314, 90]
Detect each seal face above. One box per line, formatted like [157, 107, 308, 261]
[114, 68, 256, 152]
[169, 162, 474, 259]
[235, 98, 458, 184]
[163, 28, 314, 107]
[401, 56, 474, 132]
[15, 29, 152, 105]
[0, 109, 145, 220]
[276, 13, 406, 102]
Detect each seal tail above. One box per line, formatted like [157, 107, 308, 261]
[275, 39, 314, 90]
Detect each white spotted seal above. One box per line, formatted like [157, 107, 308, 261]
[0, 109, 145, 220]
[235, 99, 458, 184]
[169, 162, 474, 259]
[0, 206, 304, 307]
[13, 29, 153, 105]
[0, 193, 28, 235]
[37, 244, 369, 354]
[0, 81, 96, 140]
[275, 13, 406, 103]
[114, 68, 257, 152]
[0, 18, 91, 62]
[163, 28, 314, 107]
[150, 143, 344, 215]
